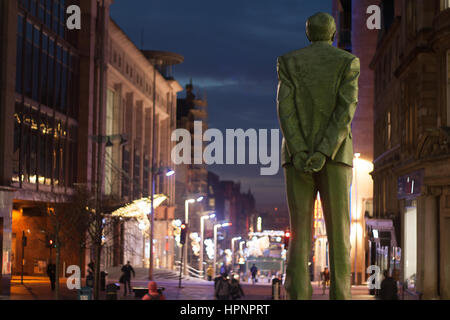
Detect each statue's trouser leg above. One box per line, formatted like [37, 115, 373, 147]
[284, 164, 316, 300]
[317, 161, 352, 300]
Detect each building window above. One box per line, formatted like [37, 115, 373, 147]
[381, 0, 395, 32]
[447, 50, 450, 126]
[337, 0, 352, 52]
[441, 0, 450, 11]
[406, 0, 416, 38]
[387, 111, 392, 149]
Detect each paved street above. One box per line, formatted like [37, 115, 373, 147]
[4, 268, 375, 300]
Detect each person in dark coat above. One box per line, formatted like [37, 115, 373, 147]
[321, 267, 330, 294]
[214, 273, 231, 300]
[47, 262, 56, 291]
[230, 273, 245, 300]
[250, 264, 258, 284]
[380, 270, 398, 300]
[121, 261, 135, 296]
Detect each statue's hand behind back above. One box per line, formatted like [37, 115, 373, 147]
[293, 151, 309, 172]
[305, 152, 326, 173]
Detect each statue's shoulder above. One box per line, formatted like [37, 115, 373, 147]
[331, 46, 358, 61]
[280, 45, 357, 61]
[279, 47, 309, 61]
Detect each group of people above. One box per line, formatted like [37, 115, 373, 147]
[214, 272, 245, 300]
[46, 258, 399, 300]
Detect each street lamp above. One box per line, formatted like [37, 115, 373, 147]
[231, 237, 242, 266]
[148, 57, 163, 281]
[183, 196, 204, 275]
[213, 222, 232, 277]
[149, 167, 174, 280]
[199, 212, 216, 278]
[165, 169, 175, 177]
[239, 240, 246, 262]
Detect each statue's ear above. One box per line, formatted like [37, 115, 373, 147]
[331, 30, 336, 42]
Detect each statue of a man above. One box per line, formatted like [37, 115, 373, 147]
[277, 12, 360, 300]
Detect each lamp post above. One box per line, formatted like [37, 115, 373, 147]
[231, 237, 242, 267]
[183, 196, 203, 275]
[199, 212, 216, 278]
[353, 152, 360, 285]
[148, 165, 174, 279]
[213, 222, 232, 277]
[239, 240, 246, 264]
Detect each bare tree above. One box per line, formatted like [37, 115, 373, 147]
[35, 193, 84, 300]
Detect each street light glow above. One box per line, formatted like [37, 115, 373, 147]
[165, 169, 175, 177]
[196, 196, 204, 202]
[187, 199, 196, 204]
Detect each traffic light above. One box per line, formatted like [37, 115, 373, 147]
[180, 223, 188, 245]
[283, 231, 291, 250]
[46, 236, 56, 248]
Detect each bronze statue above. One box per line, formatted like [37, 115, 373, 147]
[277, 12, 360, 300]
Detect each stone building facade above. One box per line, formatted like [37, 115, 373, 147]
[0, 0, 183, 297]
[371, 0, 450, 299]
[0, 0, 108, 296]
[103, 19, 183, 270]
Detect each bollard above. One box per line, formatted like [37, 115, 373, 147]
[106, 283, 120, 300]
[272, 278, 281, 300]
[78, 287, 93, 300]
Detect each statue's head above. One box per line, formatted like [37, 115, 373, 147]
[306, 12, 336, 43]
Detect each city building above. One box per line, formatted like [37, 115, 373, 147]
[370, 0, 450, 299]
[0, 0, 105, 297]
[175, 82, 208, 271]
[102, 19, 183, 271]
[332, 0, 378, 285]
[0, 0, 183, 298]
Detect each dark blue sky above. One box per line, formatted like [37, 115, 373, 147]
[110, 0, 332, 210]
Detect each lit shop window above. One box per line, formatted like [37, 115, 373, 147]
[441, 0, 450, 11]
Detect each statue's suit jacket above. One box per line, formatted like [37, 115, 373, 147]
[277, 41, 360, 168]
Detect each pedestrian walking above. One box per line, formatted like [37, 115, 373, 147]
[206, 265, 214, 281]
[250, 264, 258, 284]
[46, 261, 56, 291]
[120, 261, 135, 296]
[230, 273, 245, 300]
[142, 281, 166, 300]
[219, 263, 227, 276]
[214, 273, 231, 300]
[86, 261, 95, 287]
[379, 270, 398, 300]
[321, 267, 330, 295]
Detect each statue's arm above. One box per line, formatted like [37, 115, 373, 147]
[317, 57, 360, 160]
[276, 56, 308, 158]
